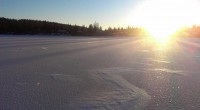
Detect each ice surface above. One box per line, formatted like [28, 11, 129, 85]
[1, 36, 200, 110]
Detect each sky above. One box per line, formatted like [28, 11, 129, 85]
[1, 0, 200, 31]
[0, 0, 142, 29]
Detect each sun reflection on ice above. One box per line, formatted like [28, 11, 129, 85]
[145, 35, 174, 52]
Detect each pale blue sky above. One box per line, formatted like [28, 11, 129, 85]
[0, 0, 142, 28]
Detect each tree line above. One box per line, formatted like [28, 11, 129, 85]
[1, 17, 199, 37]
[0, 17, 146, 36]
[176, 25, 200, 38]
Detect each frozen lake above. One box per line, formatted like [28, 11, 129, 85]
[0, 35, 200, 110]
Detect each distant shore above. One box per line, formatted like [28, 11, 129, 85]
[1, 17, 200, 38]
[0, 17, 146, 37]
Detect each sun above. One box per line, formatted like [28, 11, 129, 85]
[128, 0, 200, 43]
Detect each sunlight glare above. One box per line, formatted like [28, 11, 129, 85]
[129, 0, 200, 43]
